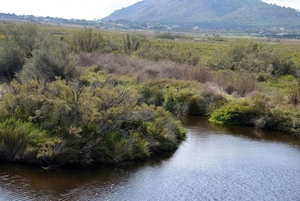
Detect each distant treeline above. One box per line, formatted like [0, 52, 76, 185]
[266, 34, 300, 39]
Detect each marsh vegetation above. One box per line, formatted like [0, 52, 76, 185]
[0, 22, 299, 166]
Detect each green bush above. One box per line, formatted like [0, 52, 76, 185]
[138, 83, 165, 106]
[2, 22, 37, 59]
[19, 34, 77, 84]
[0, 70, 187, 166]
[209, 101, 261, 126]
[163, 91, 204, 116]
[142, 107, 186, 151]
[0, 118, 47, 162]
[68, 28, 105, 53]
[0, 42, 23, 78]
[138, 78, 227, 116]
[287, 89, 300, 106]
[262, 108, 300, 134]
[208, 39, 297, 78]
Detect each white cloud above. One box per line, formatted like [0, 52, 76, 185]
[262, 0, 300, 10]
[0, 0, 142, 20]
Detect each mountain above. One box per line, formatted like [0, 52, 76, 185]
[102, 0, 300, 29]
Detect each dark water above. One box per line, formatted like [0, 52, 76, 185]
[1, 117, 300, 201]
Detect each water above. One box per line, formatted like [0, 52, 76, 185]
[0, 117, 300, 201]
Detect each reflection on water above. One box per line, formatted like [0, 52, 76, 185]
[1, 117, 300, 201]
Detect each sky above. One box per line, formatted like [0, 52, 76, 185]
[0, 0, 299, 20]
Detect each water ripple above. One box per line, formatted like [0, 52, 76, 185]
[0, 118, 300, 201]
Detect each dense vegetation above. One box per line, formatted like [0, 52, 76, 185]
[0, 22, 300, 167]
[0, 23, 188, 167]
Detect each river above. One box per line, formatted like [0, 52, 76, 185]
[0, 117, 300, 201]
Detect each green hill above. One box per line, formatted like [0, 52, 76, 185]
[102, 0, 300, 29]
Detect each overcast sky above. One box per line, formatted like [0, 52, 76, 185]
[0, 0, 299, 20]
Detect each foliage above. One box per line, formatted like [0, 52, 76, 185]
[208, 40, 297, 78]
[287, 89, 300, 106]
[71, 32, 201, 66]
[0, 70, 186, 166]
[17, 33, 78, 85]
[1, 22, 37, 58]
[68, 28, 105, 53]
[0, 41, 23, 78]
[0, 23, 38, 78]
[0, 118, 47, 162]
[138, 78, 226, 116]
[265, 108, 300, 134]
[209, 90, 300, 137]
[0, 22, 78, 81]
[209, 98, 266, 126]
[214, 70, 257, 96]
[134, 39, 200, 65]
[1, 22, 300, 166]
[123, 33, 146, 56]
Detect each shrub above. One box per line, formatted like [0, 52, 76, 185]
[17, 34, 77, 85]
[209, 100, 262, 126]
[138, 78, 227, 117]
[287, 89, 300, 106]
[68, 28, 105, 53]
[142, 107, 186, 152]
[2, 22, 37, 58]
[0, 42, 24, 78]
[37, 137, 80, 166]
[257, 73, 268, 82]
[0, 69, 187, 165]
[196, 86, 228, 116]
[214, 70, 256, 96]
[190, 67, 213, 83]
[208, 39, 297, 78]
[138, 84, 165, 106]
[0, 118, 47, 162]
[123, 33, 146, 56]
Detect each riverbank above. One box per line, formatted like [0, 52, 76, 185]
[1, 116, 299, 200]
[1, 67, 300, 167]
[0, 76, 299, 168]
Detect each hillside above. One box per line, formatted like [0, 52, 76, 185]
[102, 0, 300, 29]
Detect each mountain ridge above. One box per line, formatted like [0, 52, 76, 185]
[102, 0, 300, 29]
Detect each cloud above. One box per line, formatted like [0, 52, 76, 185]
[262, 0, 300, 10]
[0, 0, 142, 20]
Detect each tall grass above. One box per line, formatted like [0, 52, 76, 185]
[0, 118, 46, 162]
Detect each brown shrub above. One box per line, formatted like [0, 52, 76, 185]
[214, 71, 256, 96]
[189, 67, 214, 83]
[78, 53, 143, 75]
[77, 53, 194, 81]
